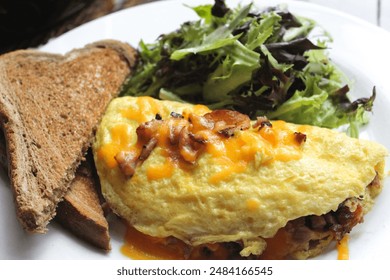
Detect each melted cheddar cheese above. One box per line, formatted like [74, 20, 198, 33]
[337, 234, 350, 260]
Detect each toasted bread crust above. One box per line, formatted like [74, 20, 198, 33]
[0, 40, 137, 233]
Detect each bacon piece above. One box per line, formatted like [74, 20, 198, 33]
[167, 118, 190, 145]
[115, 138, 158, 178]
[294, 132, 307, 145]
[115, 150, 138, 177]
[139, 138, 158, 162]
[203, 109, 251, 137]
[136, 119, 163, 142]
[302, 200, 363, 241]
[253, 116, 272, 129]
[188, 113, 214, 130]
[178, 126, 204, 163]
[214, 123, 237, 137]
[307, 215, 327, 231]
[331, 204, 363, 241]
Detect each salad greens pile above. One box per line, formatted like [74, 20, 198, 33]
[120, 0, 375, 137]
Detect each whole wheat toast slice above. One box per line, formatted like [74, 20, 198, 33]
[0, 40, 137, 237]
[1, 133, 110, 250]
[54, 150, 111, 250]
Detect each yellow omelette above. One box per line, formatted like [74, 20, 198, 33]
[93, 96, 387, 257]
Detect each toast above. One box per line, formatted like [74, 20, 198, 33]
[0, 137, 111, 250]
[55, 150, 111, 250]
[0, 40, 137, 241]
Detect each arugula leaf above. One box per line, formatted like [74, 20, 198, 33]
[171, 3, 252, 60]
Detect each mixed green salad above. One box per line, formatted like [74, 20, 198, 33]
[120, 0, 375, 137]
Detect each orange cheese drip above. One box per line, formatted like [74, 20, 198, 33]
[121, 225, 231, 260]
[259, 228, 290, 260]
[121, 226, 186, 260]
[337, 234, 349, 260]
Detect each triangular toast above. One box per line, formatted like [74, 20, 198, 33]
[55, 150, 111, 250]
[0, 40, 136, 237]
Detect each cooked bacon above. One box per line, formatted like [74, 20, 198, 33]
[294, 132, 307, 145]
[178, 126, 204, 163]
[189, 132, 207, 144]
[115, 150, 138, 177]
[167, 118, 190, 145]
[115, 138, 158, 178]
[330, 204, 363, 240]
[253, 116, 272, 129]
[286, 199, 364, 248]
[136, 119, 163, 142]
[137, 114, 190, 146]
[291, 221, 314, 243]
[139, 138, 158, 162]
[306, 201, 363, 239]
[188, 113, 214, 130]
[306, 215, 327, 231]
[215, 124, 237, 137]
[203, 109, 251, 137]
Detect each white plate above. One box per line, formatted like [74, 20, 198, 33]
[1, 0, 390, 260]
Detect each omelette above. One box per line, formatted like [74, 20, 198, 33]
[93, 96, 387, 259]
